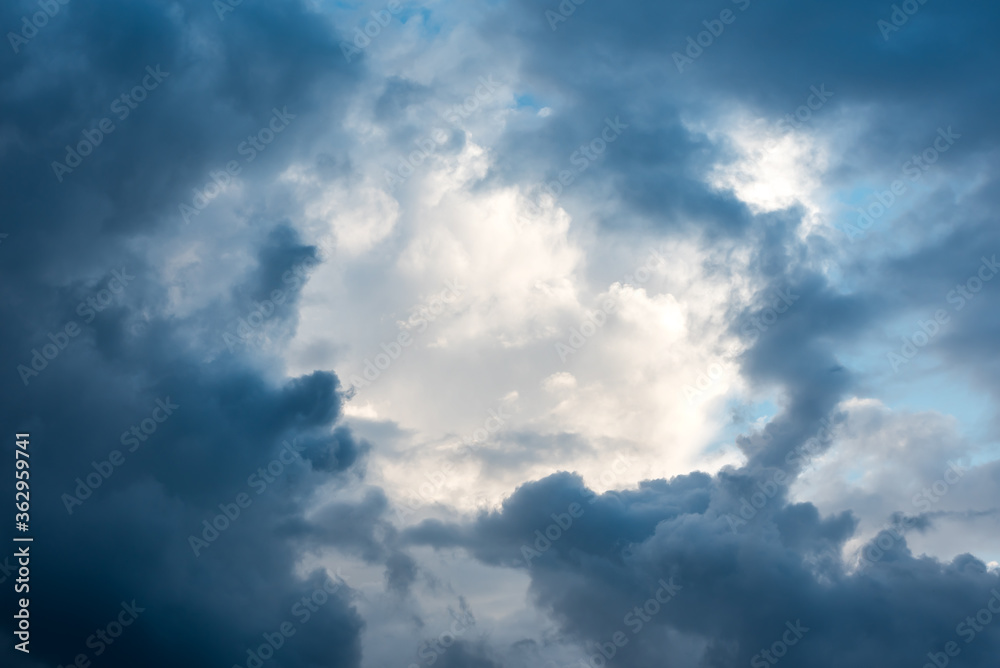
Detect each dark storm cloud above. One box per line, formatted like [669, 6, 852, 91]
[244, 226, 321, 302]
[733, 275, 860, 470]
[406, 467, 1000, 667]
[0, 1, 398, 666]
[0, 0, 357, 251]
[497, 0, 1000, 139]
[0, 214, 399, 666]
[471, 0, 1000, 244]
[0, 249, 377, 668]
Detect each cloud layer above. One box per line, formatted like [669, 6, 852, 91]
[1, 0, 999, 667]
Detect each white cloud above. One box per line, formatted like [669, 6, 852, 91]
[791, 398, 1000, 564]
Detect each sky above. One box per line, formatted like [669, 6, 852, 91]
[1, 0, 999, 667]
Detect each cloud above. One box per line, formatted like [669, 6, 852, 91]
[3, 0, 1000, 666]
[0, 1, 394, 665]
[405, 458, 1000, 667]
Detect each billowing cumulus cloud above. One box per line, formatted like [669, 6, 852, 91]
[404, 448, 1000, 666]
